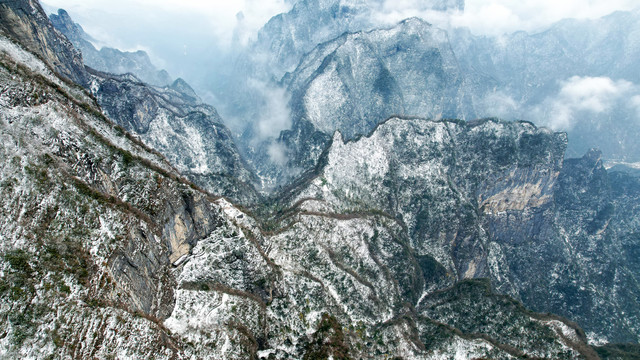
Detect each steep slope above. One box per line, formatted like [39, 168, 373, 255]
[0, 32, 600, 359]
[549, 150, 640, 343]
[450, 8, 640, 161]
[251, 0, 465, 80]
[0, 0, 88, 86]
[210, 0, 467, 186]
[266, 6, 640, 176]
[87, 70, 260, 204]
[6, 3, 260, 203]
[282, 117, 640, 343]
[0, 29, 248, 358]
[49, 9, 172, 86]
[281, 18, 475, 172]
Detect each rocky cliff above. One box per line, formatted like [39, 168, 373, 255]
[281, 117, 640, 344]
[212, 0, 469, 185]
[49, 9, 172, 87]
[281, 18, 475, 173]
[88, 69, 260, 205]
[0, 29, 236, 358]
[1, 0, 639, 358]
[6, 3, 260, 204]
[251, 0, 465, 81]
[0, 0, 88, 86]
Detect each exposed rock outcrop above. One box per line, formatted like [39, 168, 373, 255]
[50, 9, 172, 86]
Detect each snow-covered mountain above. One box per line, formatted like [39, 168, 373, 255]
[87, 70, 260, 204]
[1, 0, 639, 358]
[451, 8, 640, 161]
[280, 18, 475, 172]
[49, 9, 172, 86]
[238, 0, 640, 180]
[252, 0, 465, 82]
[282, 117, 640, 343]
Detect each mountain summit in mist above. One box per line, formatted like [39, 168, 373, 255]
[0, 0, 639, 358]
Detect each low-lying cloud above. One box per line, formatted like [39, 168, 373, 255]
[42, 0, 292, 81]
[250, 79, 292, 140]
[369, 0, 638, 36]
[534, 76, 637, 130]
[41, 0, 640, 165]
[244, 79, 293, 165]
[477, 91, 521, 119]
[455, 0, 637, 36]
[43, 0, 639, 77]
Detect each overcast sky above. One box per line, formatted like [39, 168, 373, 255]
[371, 0, 638, 35]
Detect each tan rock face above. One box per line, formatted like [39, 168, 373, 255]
[478, 167, 560, 214]
[168, 214, 191, 264]
[479, 176, 558, 213]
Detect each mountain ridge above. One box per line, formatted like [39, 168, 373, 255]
[49, 8, 173, 86]
[1, 0, 639, 358]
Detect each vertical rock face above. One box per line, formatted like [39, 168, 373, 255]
[214, 0, 468, 184]
[288, 18, 473, 136]
[0, 0, 88, 86]
[286, 118, 566, 279]
[19, 6, 260, 204]
[284, 117, 640, 343]
[0, 31, 230, 357]
[88, 69, 260, 204]
[281, 18, 475, 173]
[549, 150, 640, 343]
[49, 9, 173, 86]
[251, 0, 466, 80]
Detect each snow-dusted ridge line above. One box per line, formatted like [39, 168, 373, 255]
[1, 33, 250, 208]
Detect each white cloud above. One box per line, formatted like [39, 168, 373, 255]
[43, 0, 291, 48]
[629, 95, 640, 120]
[535, 76, 637, 130]
[41, 0, 292, 85]
[560, 76, 633, 113]
[455, 0, 638, 35]
[41, 0, 639, 135]
[369, 0, 459, 27]
[243, 78, 294, 165]
[41, 0, 639, 84]
[267, 142, 289, 166]
[249, 79, 292, 139]
[477, 91, 521, 119]
[369, 0, 638, 36]
[43, 0, 638, 54]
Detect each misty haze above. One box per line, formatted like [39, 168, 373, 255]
[0, 0, 639, 358]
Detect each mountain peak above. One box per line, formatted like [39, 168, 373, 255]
[0, 0, 89, 85]
[170, 77, 198, 100]
[49, 8, 86, 42]
[583, 148, 603, 164]
[49, 8, 173, 86]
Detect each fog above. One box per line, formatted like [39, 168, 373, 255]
[42, 0, 637, 91]
[41, 0, 640, 166]
[41, 0, 292, 83]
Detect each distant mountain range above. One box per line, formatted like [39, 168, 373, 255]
[213, 0, 640, 183]
[49, 9, 172, 86]
[0, 0, 639, 358]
